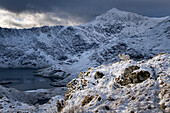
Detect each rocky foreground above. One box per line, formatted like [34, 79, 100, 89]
[0, 53, 169, 113]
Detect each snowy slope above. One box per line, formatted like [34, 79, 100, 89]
[0, 85, 66, 112]
[0, 53, 169, 112]
[0, 25, 97, 68]
[0, 8, 169, 69]
[36, 10, 170, 84]
[59, 53, 170, 113]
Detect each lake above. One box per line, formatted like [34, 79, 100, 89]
[0, 68, 53, 91]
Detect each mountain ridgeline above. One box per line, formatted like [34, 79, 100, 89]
[0, 8, 169, 68]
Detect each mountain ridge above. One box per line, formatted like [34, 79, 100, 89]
[0, 8, 169, 80]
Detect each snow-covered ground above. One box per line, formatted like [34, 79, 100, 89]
[60, 53, 170, 113]
[0, 53, 169, 112]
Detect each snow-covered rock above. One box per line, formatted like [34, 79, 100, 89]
[60, 53, 170, 113]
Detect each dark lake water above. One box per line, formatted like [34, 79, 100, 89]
[0, 68, 53, 91]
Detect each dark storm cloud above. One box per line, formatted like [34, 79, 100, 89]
[0, 0, 170, 21]
[0, 0, 113, 22]
[0, 0, 169, 28]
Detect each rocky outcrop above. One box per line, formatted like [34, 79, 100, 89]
[65, 78, 88, 101]
[116, 65, 151, 86]
[60, 53, 170, 113]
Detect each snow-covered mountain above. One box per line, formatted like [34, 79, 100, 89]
[1, 8, 169, 89]
[35, 8, 170, 84]
[0, 8, 170, 112]
[0, 8, 169, 69]
[0, 8, 170, 87]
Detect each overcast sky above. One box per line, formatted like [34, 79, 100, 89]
[0, 0, 170, 28]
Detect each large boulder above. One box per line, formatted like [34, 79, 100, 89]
[116, 65, 151, 85]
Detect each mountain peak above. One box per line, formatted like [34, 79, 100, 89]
[94, 8, 146, 23]
[107, 8, 126, 14]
